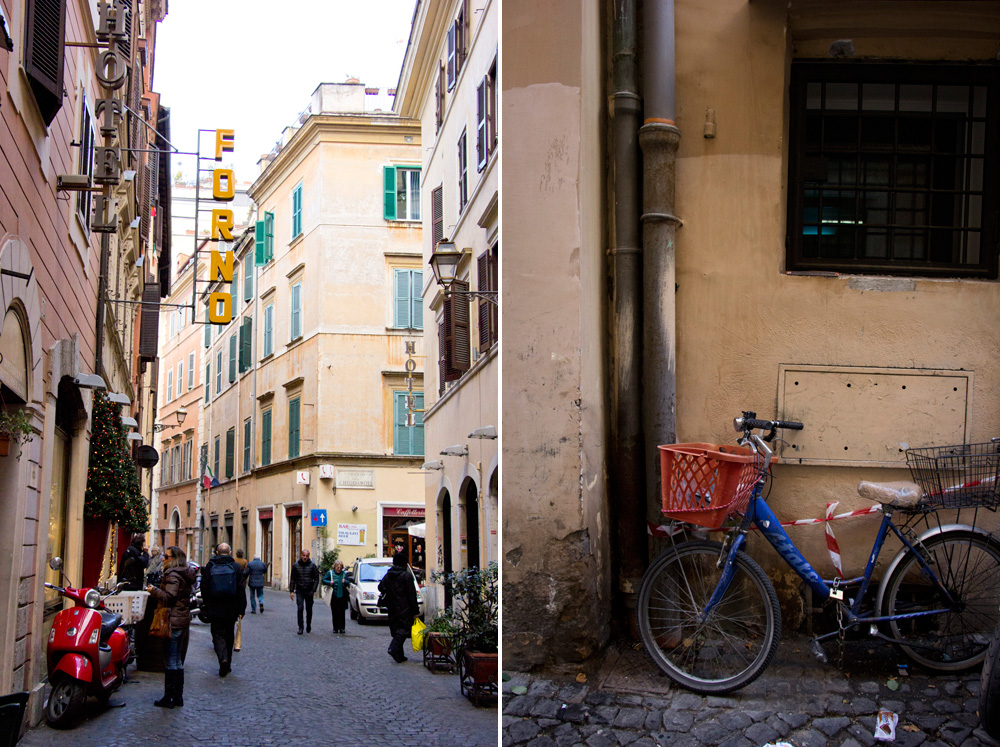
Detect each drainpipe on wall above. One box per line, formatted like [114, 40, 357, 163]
[639, 0, 680, 531]
[610, 0, 647, 635]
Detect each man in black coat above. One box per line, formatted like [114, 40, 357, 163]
[119, 535, 149, 591]
[378, 551, 419, 663]
[288, 549, 320, 634]
[201, 543, 247, 677]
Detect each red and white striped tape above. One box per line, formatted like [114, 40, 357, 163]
[648, 503, 883, 575]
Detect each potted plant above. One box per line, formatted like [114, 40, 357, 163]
[436, 562, 498, 705]
[422, 611, 459, 672]
[0, 407, 34, 458]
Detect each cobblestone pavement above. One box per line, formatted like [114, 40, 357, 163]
[502, 633, 999, 747]
[20, 591, 497, 747]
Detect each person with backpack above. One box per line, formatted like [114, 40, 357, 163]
[201, 543, 246, 677]
[246, 555, 268, 613]
[288, 549, 320, 635]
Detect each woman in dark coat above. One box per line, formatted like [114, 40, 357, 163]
[147, 545, 198, 708]
[377, 551, 419, 662]
[323, 561, 350, 634]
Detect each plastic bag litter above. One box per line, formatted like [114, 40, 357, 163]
[875, 710, 898, 742]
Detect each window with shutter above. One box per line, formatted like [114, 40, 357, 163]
[24, 0, 66, 126]
[240, 317, 252, 372]
[288, 397, 301, 458]
[263, 303, 274, 357]
[476, 80, 487, 172]
[244, 260, 253, 301]
[488, 56, 498, 152]
[216, 350, 223, 393]
[232, 265, 239, 310]
[205, 363, 210, 403]
[440, 281, 471, 386]
[254, 220, 266, 265]
[225, 428, 235, 478]
[393, 391, 424, 456]
[77, 97, 95, 228]
[204, 306, 211, 347]
[292, 184, 303, 238]
[228, 333, 237, 382]
[243, 419, 252, 473]
[456, 1, 467, 75]
[383, 166, 396, 221]
[393, 269, 423, 330]
[214, 436, 220, 480]
[432, 186, 444, 248]
[265, 211, 274, 261]
[446, 24, 456, 90]
[188, 352, 195, 390]
[177, 362, 183, 395]
[436, 65, 446, 132]
[477, 245, 498, 351]
[261, 409, 272, 466]
[166, 370, 173, 402]
[290, 282, 302, 340]
[458, 130, 468, 213]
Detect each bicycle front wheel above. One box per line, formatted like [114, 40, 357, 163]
[879, 531, 1000, 672]
[637, 540, 781, 694]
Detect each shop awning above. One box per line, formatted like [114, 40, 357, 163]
[407, 523, 426, 538]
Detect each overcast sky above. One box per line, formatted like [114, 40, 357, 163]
[154, 0, 417, 184]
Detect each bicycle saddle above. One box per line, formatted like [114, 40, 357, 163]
[856, 480, 922, 508]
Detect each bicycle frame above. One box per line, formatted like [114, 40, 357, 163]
[701, 457, 956, 638]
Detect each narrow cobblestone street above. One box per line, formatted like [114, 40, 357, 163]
[20, 593, 497, 747]
[502, 633, 1000, 747]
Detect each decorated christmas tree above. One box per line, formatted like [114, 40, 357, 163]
[84, 391, 148, 532]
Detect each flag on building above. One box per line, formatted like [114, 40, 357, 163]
[203, 464, 219, 490]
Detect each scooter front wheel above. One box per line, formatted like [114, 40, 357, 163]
[45, 676, 84, 727]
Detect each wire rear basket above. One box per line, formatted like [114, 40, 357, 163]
[102, 591, 150, 626]
[905, 441, 1000, 509]
[659, 443, 763, 530]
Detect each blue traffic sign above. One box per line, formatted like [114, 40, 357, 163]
[310, 509, 327, 527]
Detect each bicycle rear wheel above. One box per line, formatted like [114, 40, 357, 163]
[637, 540, 781, 694]
[879, 531, 1000, 672]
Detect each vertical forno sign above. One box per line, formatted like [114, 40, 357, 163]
[209, 130, 237, 324]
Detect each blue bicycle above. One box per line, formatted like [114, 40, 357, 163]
[638, 412, 1000, 694]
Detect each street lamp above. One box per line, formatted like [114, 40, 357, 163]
[153, 407, 188, 433]
[429, 239, 497, 306]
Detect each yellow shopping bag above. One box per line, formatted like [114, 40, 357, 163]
[411, 617, 426, 652]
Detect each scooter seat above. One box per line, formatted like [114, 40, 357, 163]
[98, 610, 122, 643]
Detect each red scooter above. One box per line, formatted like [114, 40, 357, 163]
[43, 557, 131, 727]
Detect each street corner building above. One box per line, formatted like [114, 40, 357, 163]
[502, 0, 1000, 670]
[0, 0, 171, 728]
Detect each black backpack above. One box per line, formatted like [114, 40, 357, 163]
[207, 561, 240, 600]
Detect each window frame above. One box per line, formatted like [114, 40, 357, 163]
[263, 302, 274, 357]
[457, 129, 468, 213]
[787, 61, 1000, 278]
[187, 352, 195, 390]
[393, 268, 423, 330]
[393, 390, 424, 456]
[288, 397, 301, 459]
[291, 182, 303, 239]
[290, 281, 302, 341]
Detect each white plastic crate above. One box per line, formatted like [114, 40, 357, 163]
[102, 591, 150, 625]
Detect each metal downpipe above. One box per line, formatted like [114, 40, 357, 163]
[610, 0, 647, 634]
[639, 0, 680, 545]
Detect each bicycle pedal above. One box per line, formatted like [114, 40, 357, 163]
[809, 639, 828, 664]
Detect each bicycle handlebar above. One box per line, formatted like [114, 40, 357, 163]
[733, 413, 804, 434]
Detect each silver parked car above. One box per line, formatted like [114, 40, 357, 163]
[349, 557, 424, 624]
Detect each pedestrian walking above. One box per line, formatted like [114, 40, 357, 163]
[232, 548, 249, 652]
[119, 535, 149, 591]
[201, 543, 247, 677]
[289, 549, 320, 634]
[246, 555, 267, 613]
[378, 551, 419, 663]
[323, 561, 351, 634]
[146, 546, 197, 708]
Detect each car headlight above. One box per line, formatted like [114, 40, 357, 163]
[362, 591, 377, 601]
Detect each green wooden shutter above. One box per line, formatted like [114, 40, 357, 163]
[383, 166, 396, 220]
[213, 437, 220, 479]
[205, 363, 210, 403]
[393, 269, 408, 328]
[412, 270, 423, 329]
[225, 428, 235, 478]
[292, 185, 302, 237]
[290, 283, 302, 339]
[204, 306, 211, 347]
[261, 410, 271, 466]
[228, 333, 237, 382]
[238, 320, 246, 372]
[244, 260, 253, 301]
[289, 398, 301, 458]
[393, 392, 405, 455]
[413, 392, 424, 455]
[243, 419, 251, 472]
[264, 304, 273, 357]
[255, 220, 265, 265]
[232, 265, 239, 310]
[240, 317, 252, 371]
[265, 211, 274, 261]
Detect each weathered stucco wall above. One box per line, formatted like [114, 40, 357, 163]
[669, 0, 1000, 573]
[502, 0, 611, 669]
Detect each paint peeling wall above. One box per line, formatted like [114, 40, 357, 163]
[502, 0, 611, 669]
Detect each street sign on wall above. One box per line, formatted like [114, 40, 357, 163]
[310, 510, 327, 527]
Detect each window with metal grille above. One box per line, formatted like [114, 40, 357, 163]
[787, 63, 999, 277]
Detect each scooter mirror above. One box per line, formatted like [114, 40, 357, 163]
[49, 557, 63, 571]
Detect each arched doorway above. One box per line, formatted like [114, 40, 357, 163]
[462, 478, 481, 571]
[488, 468, 498, 564]
[437, 489, 453, 609]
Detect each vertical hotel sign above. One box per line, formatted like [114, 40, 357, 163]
[208, 131, 237, 324]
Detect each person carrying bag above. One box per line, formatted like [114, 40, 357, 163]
[323, 561, 351, 634]
[146, 546, 197, 709]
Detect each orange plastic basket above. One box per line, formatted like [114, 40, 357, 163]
[659, 443, 763, 530]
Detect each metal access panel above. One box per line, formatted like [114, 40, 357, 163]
[776, 365, 973, 467]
